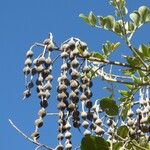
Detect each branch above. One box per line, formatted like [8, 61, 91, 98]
[8, 119, 53, 150]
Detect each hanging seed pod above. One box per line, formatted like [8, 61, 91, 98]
[35, 118, 43, 128]
[31, 131, 40, 140]
[45, 74, 53, 81]
[95, 118, 102, 126]
[86, 100, 93, 109]
[26, 49, 33, 57]
[27, 81, 34, 88]
[57, 101, 67, 110]
[57, 92, 68, 101]
[61, 51, 69, 58]
[65, 131, 72, 139]
[127, 109, 134, 117]
[33, 58, 39, 66]
[84, 129, 91, 136]
[23, 66, 30, 75]
[31, 67, 37, 75]
[45, 57, 52, 67]
[82, 120, 89, 129]
[40, 100, 48, 108]
[83, 66, 90, 73]
[58, 84, 67, 92]
[82, 51, 90, 58]
[71, 58, 79, 68]
[80, 93, 87, 101]
[81, 76, 89, 84]
[87, 112, 93, 121]
[73, 121, 81, 128]
[43, 38, 51, 45]
[65, 122, 71, 130]
[71, 69, 79, 79]
[81, 112, 87, 119]
[95, 126, 104, 135]
[65, 143, 72, 150]
[23, 89, 31, 99]
[44, 81, 52, 90]
[85, 90, 93, 99]
[25, 58, 32, 66]
[36, 65, 44, 73]
[38, 108, 46, 118]
[56, 144, 64, 150]
[70, 80, 79, 89]
[67, 102, 75, 112]
[57, 133, 64, 141]
[90, 123, 96, 130]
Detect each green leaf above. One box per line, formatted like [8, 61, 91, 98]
[114, 21, 123, 34]
[130, 11, 141, 26]
[98, 16, 106, 27]
[91, 52, 105, 60]
[117, 125, 129, 139]
[79, 13, 90, 25]
[105, 15, 115, 30]
[88, 11, 97, 26]
[102, 41, 120, 57]
[121, 102, 131, 121]
[119, 90, 131, 97]
[81, 135, 109, 150]
[112, 142, 123, 150]
[138, 6, 150, 23]
[100, 97, 119, 116]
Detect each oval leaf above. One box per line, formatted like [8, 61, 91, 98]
[117, 125, 129, 139]
[81, 135, 109, 150]
[100, 97, 119, 116]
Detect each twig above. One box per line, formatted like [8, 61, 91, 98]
[8, 119, 53, 150]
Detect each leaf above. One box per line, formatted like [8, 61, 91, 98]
[91, 52, 105, 60]
[113, 142, 123, 150]
[130, 11, 141, 26]
[81, 135, 109, 150]
[121, 102, 131, 121]
[100, 97, 119, 116]
[88, 11, 97, 26]
[105, 15, 115, 30]
[119, 90, 131, 97]
[138, 6, 150, 23]
[114, 21, 123, 34]
[98, 16, 106, 27]
[102, 41, 120, 57]
[79, 14, 90, 25]
[117, 125, 129, 139]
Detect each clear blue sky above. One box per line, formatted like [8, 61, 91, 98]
[0, 0, 149, 150]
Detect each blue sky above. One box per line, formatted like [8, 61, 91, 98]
[0, 0, 149, 150]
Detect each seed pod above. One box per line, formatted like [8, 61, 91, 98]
[69, 91, 78, 100]
[23, 66, 30, 75]
[56, 144, 64, 150]
[80, 93, 87, 101]
[27, 81, 34, 88]
[65, 143, 72, 150]
[57, 133, 64, 141]
[95, 118, 102, 126]
[35, 118, 43, 128]
[81, 112, 87, 119]
[72, 48, 79, 55]
[58, 84, 67, 92]
[33, 58, 39, 66]
[57, 101, 66, 110]
[43, 38, 51, 45]
[23, 90, 31, 99]
[71, 70, 79, 79]
[46, 74, 53, 81]
[61, 63, 69, 71]
[90, 123, 96, 130]
[25, 58, 32, 66]
[31, 67, 37, 75]
[65, 131, 72, 139]
[71, 58, 79, 68]
[45, 57, 52, 67]
[82, 51, 90, 58]
[40, 100, 48, 108]
[85, 90, 93, 99]
[140, 117, 147, 124]
[67, 103, 75, 112]
[36, 65, 44, 73]
[86, 100, 93, 109]
[38, 108, 46, 118]
[61, 51, 69, 58]
[127, 109, 134, 117]
[81, 76, 89, 84]
[87, 112, 93, 121]
[127, 118, 134, 126]
[44, 81, 52, 90]
[83, 66, 90, 73]
[95, 126, 104, 135]
[26, 49, 33, 57]
[93, 113, 98, 120]
[44, 90, 50, 99]
[136, 108, 141, 114]
[82, 120, 89, 129]
[73, 110, 80, 118]
[84, 129, 91, 136]
[70, 80, 79, 89]
[65, 122, 71, 130]
[73, 121, 81, 128]
[31, 131, 40, 140]
[68, 40, 75, 50]
[57, 92, 68, 101]
[106, 119, 113, 126]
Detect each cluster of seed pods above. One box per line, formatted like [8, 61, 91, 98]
[56, 38, 95, 149]
[126, 86, 150, 141]
[23, 33, 54, 141]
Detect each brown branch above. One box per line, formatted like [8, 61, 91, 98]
[8, 119, 53, 150]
